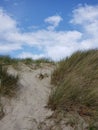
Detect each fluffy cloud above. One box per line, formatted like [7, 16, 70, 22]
[71, 5, 98, 25]
[71, 5, 98, 37]
[44, 15, 63, 30]
[70, 5, 98, 51]
[0, 5, 98, 60]
[0, 43, 21, 52]
[0, 8, 17, 33]
[18, 52, 44, 59]
[0, 8, 22, 52]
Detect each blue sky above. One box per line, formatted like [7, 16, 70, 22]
[0, 0, 98, 60]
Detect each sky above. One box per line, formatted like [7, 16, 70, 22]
[0, 0, 98, 60]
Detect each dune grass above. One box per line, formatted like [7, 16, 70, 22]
[0, 55, 19, 65]
[0, 55, 54, 65]
[0, 55, 19, 97]
[0, 68, 19, 97]
[48, 50, 98, 128]
[0, 64, 19, 119]
[22, 57, 54, 65]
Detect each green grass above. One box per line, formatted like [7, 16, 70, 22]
[21, 58, 34, 65]
[48, 49, 98, 127]
[24, 58, 54, 64]
[0, 66, 19, 119]
[0, 55, 20, 65]
[0, 55, 54, 65]
[0, 68, 19, 97]
[35, 58, 54, 64]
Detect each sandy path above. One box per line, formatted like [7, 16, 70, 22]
[0, 64, 53, 130]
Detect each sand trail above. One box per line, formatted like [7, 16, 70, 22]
[0, 64, 53, 130]
[0, 64, 83, 130]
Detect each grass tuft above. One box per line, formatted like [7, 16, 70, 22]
[0, 68, 19, 97]
[48, 49, 98, 127]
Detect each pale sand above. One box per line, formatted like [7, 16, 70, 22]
[0, 64, 85, 130]
[0, 64, 54, 130]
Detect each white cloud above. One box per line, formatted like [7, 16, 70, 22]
[18, 52, 44, 59]
[70, 4, 98, 52]
[0, 8, 22, 52]
[0, 5, 98, 61]
[45, 15, 63, 30]
[45, 46, 74, 61]
[0, 43, 21, 52]
[71, 5, 98, 37]
[0, 8, 17, 33]
[71, 5, 98, 25]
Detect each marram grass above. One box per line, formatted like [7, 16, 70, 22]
[48, 50, 98, 128]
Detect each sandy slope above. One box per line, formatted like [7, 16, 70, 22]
[0, 64, 82, 130]
[0, 64, 54, 130]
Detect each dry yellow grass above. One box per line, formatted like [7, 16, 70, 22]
[48, 50, 98, 129]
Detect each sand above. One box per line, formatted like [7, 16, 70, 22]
[0, 64, 85, 130]
[0, 64, 53, 130]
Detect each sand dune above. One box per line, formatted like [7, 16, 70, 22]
[0, 64, 82, 130]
